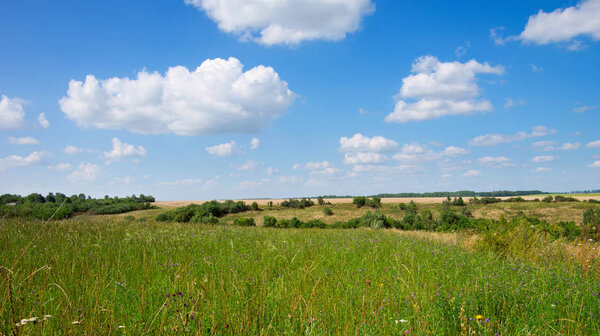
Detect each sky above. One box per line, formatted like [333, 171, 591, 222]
[0, 0, 599, 200]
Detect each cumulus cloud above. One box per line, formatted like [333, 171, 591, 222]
[38, 113, 50, 128]
[468, 126, 555, 147]
[250, 137, 260, 150]
[532, 140, 557, 151]
[477, 156, 515, 167]
[206, 141, 239, 157]
[532, 155, 558, 163]
[343, 152, 388, 165]
[533, 167, 551, 172]
[0, 95, 26, 130]
[48, 163, 72, 171]
[586, 140, 600, 148]
[67, 163, 102, 183]
[266, 166, 279, 175]
[463, 169, 482, 177]
[0, 151, 46, 171]
[519, 0, 600, 48]
[385, 56, 504, 123]
[63, 145, 83, 155]
[590, 160, 600, 168]
[185, 0, 375, 45]
[60, 57, 296, 135]
[455, 41, 471, 57]
[339, 134, 398, 152]
[560, 142, 581, 150]
[393, 143, 469, 162]
[101, 138, 146, 164]
[8, 136, 40, 145]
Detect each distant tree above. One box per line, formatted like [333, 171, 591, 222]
[251, 202, 260, 211]
[25, 193, 45, 204]
[317, 196, 325, 205]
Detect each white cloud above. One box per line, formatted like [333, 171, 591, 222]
[0, 95, 26, 130]
[532, 140, 557, 147]
[463, 169, 482, 177]
[560, 142, 581, 150]
[206, 141, 239, 157]
[37, 113, 50, 128]
[385, 56, 504, 123]
[8, 136, 40, 145]
[237, 160, 258, 170]
[393, 143, 469, 162]
[67, 163, 102, 184]
[339, 134, 398, 152]
[586, 140, 600, 148]
[185, 0, 375, 46]
[519, 0, 600, 48]
[477, 156, 515, 167]
[490, 27, 516, 45]
[573, 105, 598, 113]
[343, 152, 388, 165]
[101, 138, 146, 164]
[60, 57, 296, 136]
[532, 155, 558, 163]
[266, 166, 278, 175]
[250, 137, 260, 150]
[469, 126, 555, 147]
[533, 167, 551, 172]
[590, 160, 600, 168]
[504, 98, 525, 109]
[48, 163, 72, 171]
[0, 151, 46, 171]
[63, 145, 83, 155]
[294, 161, 331, 170]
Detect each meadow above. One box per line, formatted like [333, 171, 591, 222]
[1, 199, 600, 335]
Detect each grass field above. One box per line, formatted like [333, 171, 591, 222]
[2, 201, 600, 335]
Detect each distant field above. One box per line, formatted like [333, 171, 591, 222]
[2, 219, 599, 335]
[154, 195, 600, 208]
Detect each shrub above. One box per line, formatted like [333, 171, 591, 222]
[542, 196, 554, 203]
[359, 211, 391, 229]
[588, 199, 600, 204]
[317, 197, 325, 205]
[504, 197, 526, 202]
[280, 198, 314, 209]
[554, 195, 579, 202]
[233, 217, 255, 227]
[251, 202, 260, 211]
[263, 216, 277, 228]
[353, 196, 367, 208]
[366, 197, 382, 208]
[323, 207, 334, 216]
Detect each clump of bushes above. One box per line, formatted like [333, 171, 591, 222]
[155, 200, 249, 223]
[0, 192, 156, 220]
[233, 217, 255, 227]
[323, 207, 334, 216]
[280, 198, 314, 209]
[352, 196, 381, 208]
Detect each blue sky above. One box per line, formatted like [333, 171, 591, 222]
[1, 0, 599, 200]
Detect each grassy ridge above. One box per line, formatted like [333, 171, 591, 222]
[1, 218, 600, 335]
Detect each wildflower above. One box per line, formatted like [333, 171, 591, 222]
[366, 280, 371, 286]
[380, 283, 384, 287]
[118, 326, 125, 329]
[475, 315, 482, 320]
[72, 321, 80, 325]
[395, 319, 408, 324]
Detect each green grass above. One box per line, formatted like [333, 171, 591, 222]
[2, 218, 600, 335]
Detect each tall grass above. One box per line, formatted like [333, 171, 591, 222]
[1, 218, 599, 335]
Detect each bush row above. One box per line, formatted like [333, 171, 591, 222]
[155, 201, 249, 223]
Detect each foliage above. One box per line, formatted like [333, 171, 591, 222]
[323, 207, 334, 216]
[280, 198, 315, 209]
[0, 193, 155, 219]
[233, 217, 256, 227]
[251, 202, 260, 211]
[155, 201, 249, 223]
